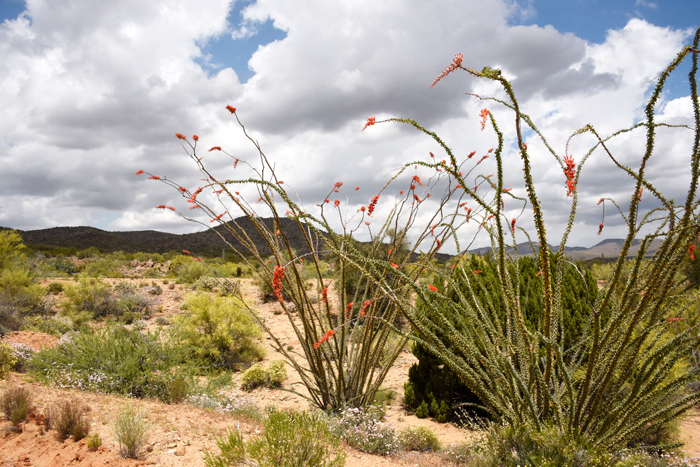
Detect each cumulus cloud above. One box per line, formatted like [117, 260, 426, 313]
[0, 0, 695, 252]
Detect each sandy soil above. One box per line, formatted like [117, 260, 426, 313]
[1, 277, 700, 466]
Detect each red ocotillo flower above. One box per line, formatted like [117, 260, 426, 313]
[209, 146, 222, 152]
[479, 109, 489, 131]
[226, 105, 236, 113]
[361, 299, 372, 316]
[598, 222, 605, 236]
[156, 205, 166, 209]
[430, 52, 463, 88]
[346, 302, 354, 318]
[414, 194, 422, 203]
[368, 194, 380, 216]
[175, 133, 186, 140]
[511, 218, 516, 233]
[362, 116, 375, 131]
[182, 250, 190, 255]
[149, 176, 161, 180]
[412, 176, 423, 186]
[211, 211, 227, 222]
[474, 270, 483, 274]
[272, 266, 286, 303]
[334, 200, 340, 207]
[135, 170, 144, 175]
[334, 182, 343, 188]
[322, 287, 328, 304]
[690, 244, 696, 261]
[428, 284, 438, 292]
[193, 135, 199, 141]
[668, 317, 684, 322]
[563, 155, 576, 196]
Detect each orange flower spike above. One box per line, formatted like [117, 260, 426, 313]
[479, 109, 489, 131]
[388, 249, 393, 255]
[467, 151, 476, 159]
[362, 116, 376, 131]
[272, 266, 286, 303]
[428, 284, 438, 292]
[345, 302, 354, 318]
[156, 205, 166, 209]
[322, 287, 328, 303]
[226, 105, 236, 113]
[511, 218, 516, 233]
[668, 317, 684, 323]
[690, 244, 696, 261]
[598, 222, 605, 236]
[277, 180, 284, 184]
[474, 270, 483, 274]
[361, 299, 372, 316]
[135, 170, 145, 175]
[367, 194, 380, 216]
[183, 250, 191, 255]
[148, 176, 161, 180]
[334, 182, 343, 188]
[208, 146, 222, 152]
[334, 200, 340, 207]
[391, 263, 399, 268]
[414, 194, 421, 203]
[412, 176, 423, 186]
[597, 197, 604, 205]
[193, 135, 199, 141]
[175, 133, 187, 140]
[430, 52, 463, 88]
[563, 155, 577, 196]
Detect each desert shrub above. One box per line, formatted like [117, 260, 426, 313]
[46, 282, 64, 294]
[8, 343, 35, 372]
[329, 406, 399, 455]
[83, 258, 122, 278]
[49, 399, 90, 441]
[87, 433, 102, 451]
[0, 384, 31, 426]
[399, 425, 441, 452]
[0, 269, 47, 334]
[45, 256, 80, 275]
[113, 281, 137, 295]
[111, 403, 148, 459]
[63, 279, 121, 319]
[241, 360, 287, 391]
[404, 255, 598, 422]
[0, 342, 18, 379]
[31, 326, 187, 400]
[204, 428, 247, 467]
[192, 275, 219, 291]
[177, 261, 208, 284]
[206, 409, 345, 467]
[21, 315, 73, 336]
[167, 375, 189, 404]
[173, 293, 265, 370]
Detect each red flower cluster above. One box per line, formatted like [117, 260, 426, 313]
[414, 194, 422, 203]
[334, 182, 343, 188]
[563, 155, 576, 196]
[208, 146, 222, 152]
[183, 250, 190, 255]
[598, 222, 604, 236]
[479, 109, 489, 131]
[334, 200, 340, 207]
[668, 317, 684, 323]
[412, 176, 423, 186]
[362, 116, 376, 131]
[189, 187, 203, 204]
[314, 329, 335, 349]
[368, 194, 380, 216]
[175, 133, 186, 140]
[135, 170, 144, 175]
[467, 151, 476, 159]
[430, 52, 463, 88]
[149, 176, 160, 180]
[474, 270, 483, 274]
[226, 105, 236, 114]
[511, 218, 516, 233]
[193, 135, 199, 141]
[690, 244, 696, 261]
[322, 287, 328, 303]
[272, 265, 286, 303]
[361, 299, 372, 316]
[428, 284, 438, 292]
[346, 301, 354, 318]
[210, 211, 227, 222]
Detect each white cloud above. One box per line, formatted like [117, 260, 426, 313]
[0, 0, 695, 251]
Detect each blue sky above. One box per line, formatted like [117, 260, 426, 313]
[0, 0, 697, 250]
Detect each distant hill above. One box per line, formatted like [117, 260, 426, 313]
[468, 238, 664, 261]
[5, 217, 326, 258]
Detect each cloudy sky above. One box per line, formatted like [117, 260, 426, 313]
[0, 0, 698, 252]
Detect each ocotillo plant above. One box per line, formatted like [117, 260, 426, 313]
[141, 27, 700, 450]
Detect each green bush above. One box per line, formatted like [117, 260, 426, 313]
[49, 399, 90, 441]
[62, 279, 121, 319]
[31, 326, 187, 400]
[405, 254, 599, 422]
[174, 293, 265, 370]
[111, 403, 148, 459]
[87, 433, 102, 451]
[0, 269, 47, 334]
[21, 315, 73, 336]
[0, 342, 18, 379]
[45, 257, 80, 275]
[241, 360, 287, 391]
[83, 258, 123, 278]
[177, 261, 209, 284]
[46, 282, 65, 294]
[399, 426, 441, 452]
[0, 384, 32, 427]
[205, 409, 345, 467]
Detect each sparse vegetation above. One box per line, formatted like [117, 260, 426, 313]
[241, 360, 287, 391]
[0, 384, 32, 427]
[111, 403, 149, 459]
[49, 398, 90, 441]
